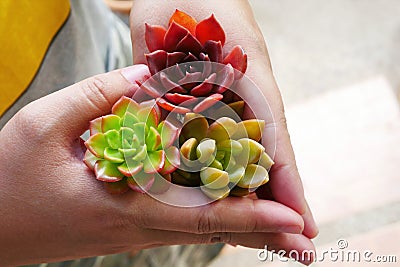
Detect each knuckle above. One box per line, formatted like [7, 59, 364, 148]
[13, 103, 50, 141]
[81, 76, 113, 112]
[196, 207, 221, 234]
[244, 200, 258, 232]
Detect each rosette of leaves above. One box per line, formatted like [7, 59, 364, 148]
[142, 9, 247, 114]
[175, 113, 274, 200]
[83, 96, 180, 194]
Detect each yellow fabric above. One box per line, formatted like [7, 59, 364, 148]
[0, 0, 70, 116]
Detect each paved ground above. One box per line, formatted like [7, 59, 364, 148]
[209, 0, 400, 266]
[250, 0, 400, 105]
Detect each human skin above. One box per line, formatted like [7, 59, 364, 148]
[130, 0, 319, 246]
[0, 1, 317, 266]
[0, 64, 313, 266]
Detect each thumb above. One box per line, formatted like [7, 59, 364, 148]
[29, 64, 150, 138]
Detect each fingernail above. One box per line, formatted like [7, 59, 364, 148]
[121, 64, 150, 84]
[280, 225, 303, 234]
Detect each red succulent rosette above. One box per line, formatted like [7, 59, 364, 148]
[141, 9, 248, 114]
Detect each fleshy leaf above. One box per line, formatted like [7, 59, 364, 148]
[141, 77, 163, 98]
[195, 14, 226, 46]
[104, 129, 121, 150]
[178, 71, 203, 85]
[201, 185, 230, 200]
[118, 161, 143, 177]
[204, 40, 223, 63]
[139, 99, 161, 120]
[223, 45, 248, 79]
[132, 122, 147, 145]
[127, 172, 155, 193]
[181, 113, 208, 142]
[121, 112, 139, 128]
[176, 32, 203, 56]
[145, 23, 167, 52]
[232, 119, 265, 141]
[146, 50, 168, 75]
[227, 165, 245, 184]
[104, 147, 124, 164]
[164, 22, 189, 52]
[146, 126, 162, 151]
[228, 101, 245, 118]
[157, 120, 179, 148]
[131, 144, 147, 162]
[180, 138, 198, 160]
[258, 151, 274, 170]
[217, 139, 243, 155]
[137, 107, 158, 129]
[166, 52, 187, 68]
[89, 117, 103, 135]
[160, 146, 180, 175]
[222, 151, 236, 170]
[169, 9, 197, 35]
[193, 93, 223, 113]
[102, 115, 121, 133]
[209, 159, 223, 170]
[165, 93, 197, 106]
[215, 64, 235, 94]
[190, 73, 216, 97]
[143, 150, 165, 174]
[85, 133, 107, 158]
[118, 148, 137, 157]
[120, 127, 135, 148]
[215, 150, 225, 161]
[196, 139, 216, 163]
[200, 167, 229, 189]
[160, 72, 186, 94]
[237, 164, 269, 189]
[83, 150, 100, 171]
[94, 160, 124, 182]
[236, 138, 265, 165]
[157, 98, 191, 114]
[112, 96, 139, 117]
[104, 179, 129, 194]
[206, 117, 238, 143]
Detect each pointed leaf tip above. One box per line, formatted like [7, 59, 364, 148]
[94, 161, 124, 182]
[195, 14, 226, 46]
[112, 96, 139, 117]
[169, 9, 197, 35]
[223, 45, 248, 79]
[145, 23, 167, 52]
[164, 21, 190, 52]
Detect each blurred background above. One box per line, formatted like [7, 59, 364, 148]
[106, 0, 400, 266]
[209, 0, 400, 266]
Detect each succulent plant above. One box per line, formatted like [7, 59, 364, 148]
[175, 113, 274, 200]
[141, 9, 247, 114]
[84, 96, 180, 194]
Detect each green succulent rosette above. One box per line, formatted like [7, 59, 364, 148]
[84, 96, 180, 194]
[175, 113, 274, 200]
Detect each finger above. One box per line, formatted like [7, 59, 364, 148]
[139, 230, 315, 266]
[237, 63, 319, 238]
[132, 194, 304, 234]
[302, 201, 319, 239]
[23, 64, 150, 139]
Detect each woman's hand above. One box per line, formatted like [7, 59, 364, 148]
[0, 65, 310, 266]
[129, 0, 318, 260]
